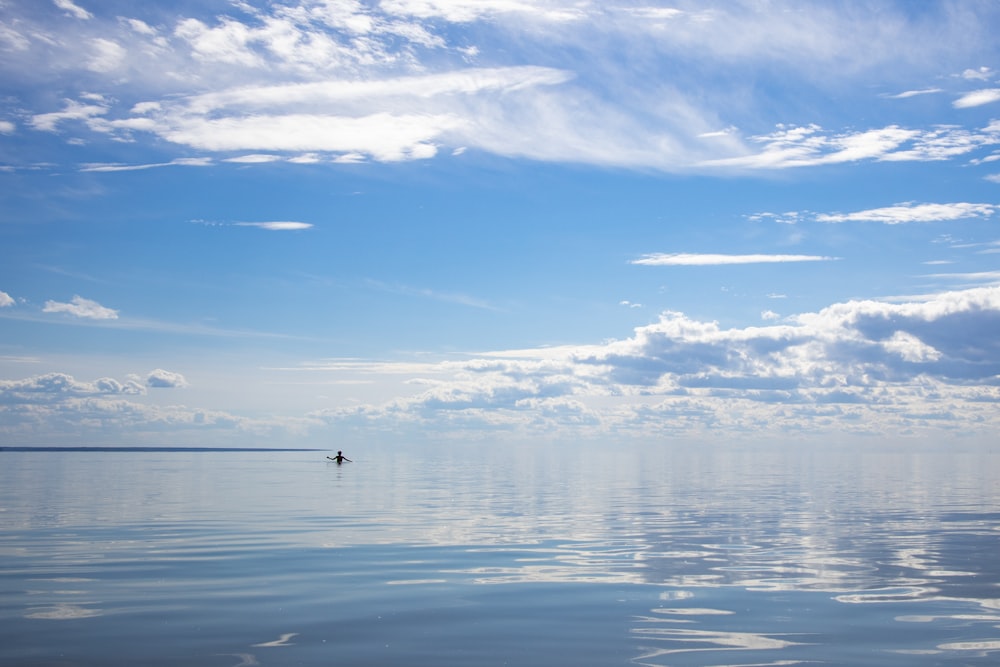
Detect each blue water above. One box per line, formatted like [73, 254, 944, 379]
[2, 442, 999, 666]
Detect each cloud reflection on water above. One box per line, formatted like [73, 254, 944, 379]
[3, 445, 999, 664]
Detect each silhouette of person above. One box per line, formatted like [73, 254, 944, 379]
[328, 451, 352, 464]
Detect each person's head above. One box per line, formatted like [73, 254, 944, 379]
[337, 451, 342, 455]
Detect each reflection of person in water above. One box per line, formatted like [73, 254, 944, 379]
[328, 451, 352, 464]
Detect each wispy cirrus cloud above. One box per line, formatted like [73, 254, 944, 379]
[235, 221, 314, 231]
[703, 122, 1000, 169]
[10, 2, 999, 173]
[751, 202, 998, 226]
[631, 253, 837, 266]
[52, 0, 91, 21]
[883, 88, 942, 99]
[80, 157, 213, 172]
[954, 89, 1000, 109]
[817, 202, 997, 224]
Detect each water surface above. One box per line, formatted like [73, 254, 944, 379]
[2, 442, 999, 666]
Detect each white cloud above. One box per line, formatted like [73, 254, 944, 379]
[884, 88, 942, 99]
[0, 291, 14, 307]
[146, 369, 189, 388]
[124, 18, 157, 36]
[42, 295, 118, 320]
[704, 122, 1000, 169]
[223, 154, 285, 163]
[0, 120, 14, 134]
[174, 17, 262, 67]
[30, 98, 109, 132]
[0, 372, 304, 445]
[961, 67, 993, 81]
[53, 0, 92, 21]
[235, 221, 314, 231]
[817, 202, 997, 224]
[87, 38, 126, 72]
[0, 373, 144, 403]
[953, 89, 1000, 109]
[631, 253, 836, 266]
[164, 113, 456, 161]
[80, 157, 213, 172]
[311, 286, 1000, 441]
[121, 67, 575, 163]
[380, 0, 585, 23]
[11, 3, 1000, 172]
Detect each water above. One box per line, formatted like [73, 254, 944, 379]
[2, 442, 999, 666]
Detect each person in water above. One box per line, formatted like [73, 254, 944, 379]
[328, 451, 352, 463]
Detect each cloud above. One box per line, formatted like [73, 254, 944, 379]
[311, 286, 1000, 441]
[80, 157, 214, 172]
[631, 253, 837, 266]
[703, 122, 1000, 169]
[954, 89, 1000, 109]
[0, 120, 14, 134]
[42, 295, 119, 320]
[0, 371, 303, 445]
[380, 0, 585, 23]
[961, 67, 994, 81]
[0, 373, 144, 404]
[53, 0, 92, 21]
[30, 98, 109, 132]
[88, 38, 126, 72]
[817, 202, 997, 224]
[146, 369, 189, 388]
[884, 88, 942, 99]
[9, 2, 1000, 172]
[235, 221, 313, 231]
[364, 279, 498, 310]
[0, 291, 13, 307]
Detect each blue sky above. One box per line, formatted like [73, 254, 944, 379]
[2, 0, 1000, 448]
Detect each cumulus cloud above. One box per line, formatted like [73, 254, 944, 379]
[146, 369, 189, 388]
[0, 373, 144, 403]
[42, 295, 119, 320]
[632, 253, 836, 266]
[0, 371, 310, 445]
[0, 291, 13, 307]
[312, 286, 1000, 441]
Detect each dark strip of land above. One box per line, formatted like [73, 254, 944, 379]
[0, 446, 322, 452]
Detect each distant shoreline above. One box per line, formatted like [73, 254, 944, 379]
[0, 446, 324, 452]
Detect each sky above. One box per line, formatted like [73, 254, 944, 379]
[1, 0, 1000, 449]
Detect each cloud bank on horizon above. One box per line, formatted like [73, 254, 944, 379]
[1, 0, 999, 447]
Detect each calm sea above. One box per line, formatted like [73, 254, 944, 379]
[1, 441, 998, 666]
